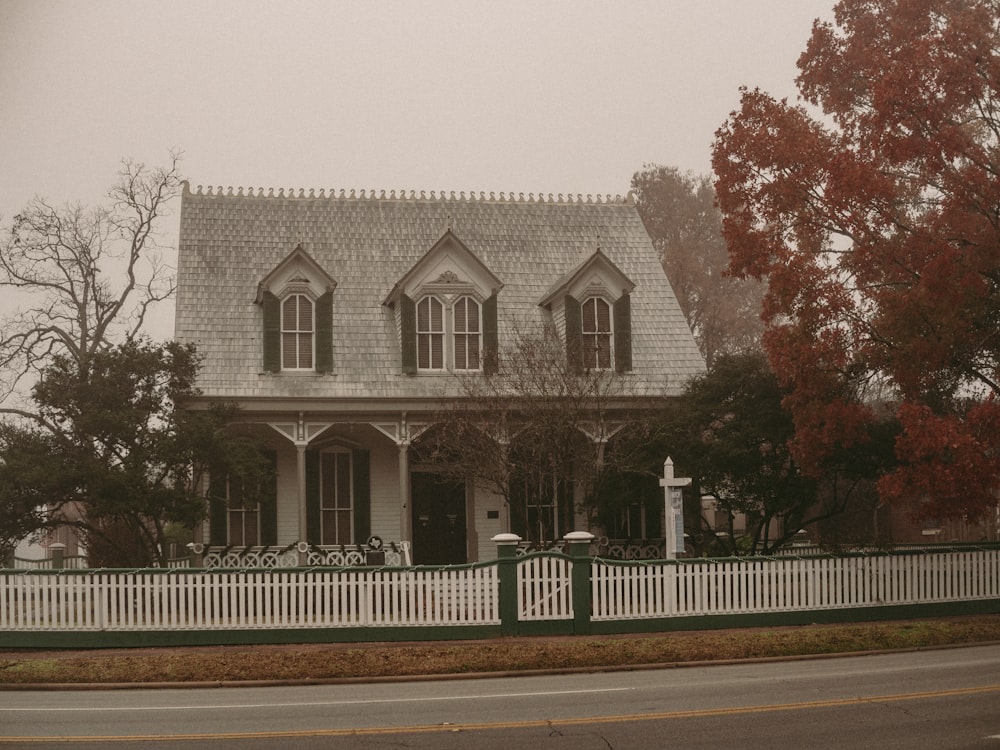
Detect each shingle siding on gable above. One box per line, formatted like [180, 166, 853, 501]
[175, 185, 704, 399]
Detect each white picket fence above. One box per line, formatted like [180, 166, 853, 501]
[0, 566, 499, 631]
[1, 549, 997, 633]
[591, 549, 1000, 620]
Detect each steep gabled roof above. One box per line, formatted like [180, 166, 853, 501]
[175, 183, 704, 402]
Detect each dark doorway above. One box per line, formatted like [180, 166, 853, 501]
[411, 473, 467, 565]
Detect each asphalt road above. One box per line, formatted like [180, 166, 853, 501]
[2, 644, 999, 749]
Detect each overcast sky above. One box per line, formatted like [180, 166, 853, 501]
[0, 0, 835, 338]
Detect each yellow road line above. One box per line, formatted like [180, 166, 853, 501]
[4, 684, 999, 744]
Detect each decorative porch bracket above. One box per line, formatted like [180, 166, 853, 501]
[268, 414, 335, 564]
[578, 420, 626, 467]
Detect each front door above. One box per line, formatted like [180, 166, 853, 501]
[411, 473, 467, 565]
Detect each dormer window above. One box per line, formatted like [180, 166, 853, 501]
[416, 296, 445, 370]
[281, 293, 315, 370]
[581, 296, 612, 370]
[453, 296, 481, 371]
[384, 229, 502, 376]
[538, 249, 635, 374]
[256, 246, 336, 374]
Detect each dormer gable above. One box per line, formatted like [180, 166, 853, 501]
[537, 249, 635, 309]
[382, 229, 502, 307]
[255, 244, 337, 303]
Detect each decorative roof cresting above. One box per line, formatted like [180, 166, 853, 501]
[179, 180, 633, 205]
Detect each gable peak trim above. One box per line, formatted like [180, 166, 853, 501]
[255, 244, 337, 304]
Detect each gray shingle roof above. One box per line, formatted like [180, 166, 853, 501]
[175, 183, 704, 402]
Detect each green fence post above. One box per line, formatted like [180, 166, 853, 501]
[564, 531, 595, 636]
[493, 533, 522, 636]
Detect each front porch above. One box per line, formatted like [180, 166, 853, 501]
[204, 410, 619, 566]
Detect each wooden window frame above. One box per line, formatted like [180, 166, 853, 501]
[225, 475, 260, 547]
[416, 295, 445, 371]
[453, 295, 482, 371]
[320, 449, 354, 545]
[281, 293, 315, 371]
[581, 296, 613, 371]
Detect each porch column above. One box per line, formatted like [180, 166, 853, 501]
[296, 443, 308, 565]
[398, 442, 411, 544]
[371, 416, 430, 552]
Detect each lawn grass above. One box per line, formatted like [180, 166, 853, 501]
[2, 615, 998, 686]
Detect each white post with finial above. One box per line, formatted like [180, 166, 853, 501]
[659, 457, 691, 559]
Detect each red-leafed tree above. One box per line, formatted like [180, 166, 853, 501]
[712, 0, 1000, 522]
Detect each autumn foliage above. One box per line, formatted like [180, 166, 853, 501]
[712, 0, 1000, 520]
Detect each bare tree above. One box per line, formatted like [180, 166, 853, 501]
[0, 155, 183, 559]
[0, 154, 181, 419]
[419, 324, 649, 545]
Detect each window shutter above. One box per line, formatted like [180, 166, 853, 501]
[564, 294, 584, 373]
[305, 450, 321, 545]
[260, 451, 279, 546]
[400, 294, 417, 374]
[262, 291, 281, 372]
[315, 291, 333, 373]
[483, 293, 499, 375]
[208, 466, 228, 546]
[613, 293, 632, 373]
[352, 448, 371, 544]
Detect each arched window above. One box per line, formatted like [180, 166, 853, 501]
[581, 297, 612, 370]
[453, 296, 481, 371]
[417, 296, 444, 370]
[281, 294, 314, 370]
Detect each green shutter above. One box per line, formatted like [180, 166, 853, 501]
[564, 294, 583, 374]
[352, 448, 371, 544]
[483, 293, 499, 375]
[208, 466, 228, 546]
[262, 291, 281, 373]
[259, 450, 278, 546]
[305, 450, 321, 545]
[400, 294, 417, 375]
[613, 293, 632, 373]
[315, 291, 333, 373]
